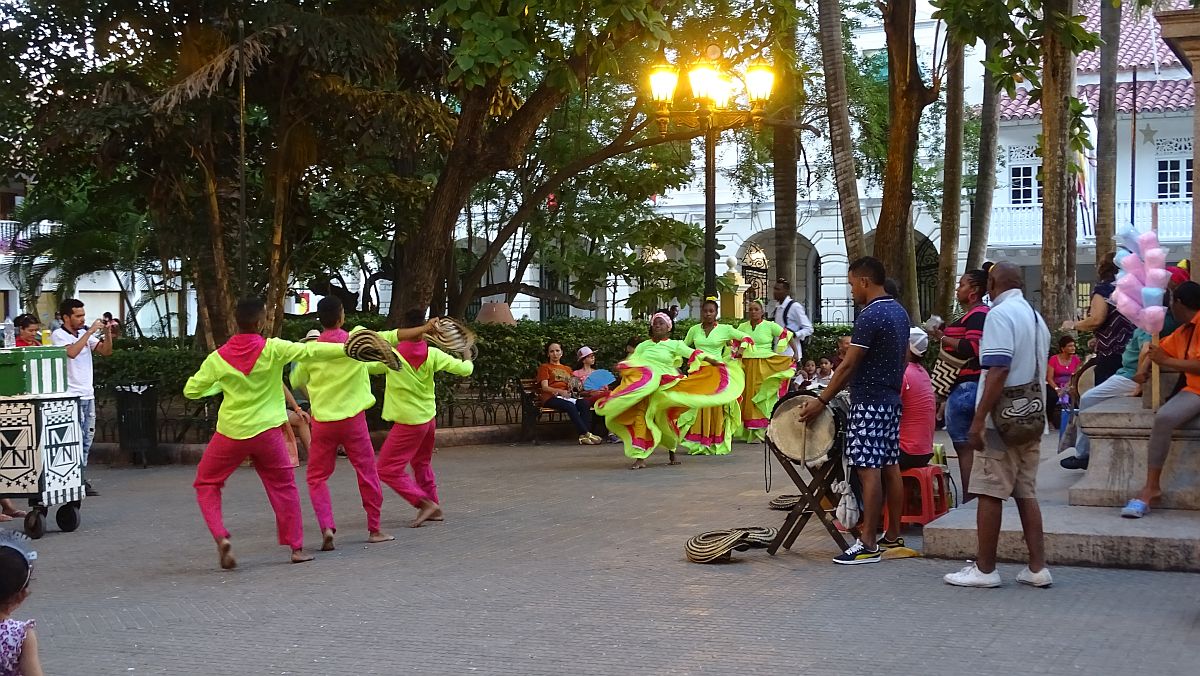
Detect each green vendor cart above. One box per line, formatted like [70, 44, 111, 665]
[0, 346, 85, 538]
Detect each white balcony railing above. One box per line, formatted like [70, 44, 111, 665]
[990, 199, 1193, 247]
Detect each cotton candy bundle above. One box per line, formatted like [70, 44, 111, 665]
[1115, 228, 1169, 335]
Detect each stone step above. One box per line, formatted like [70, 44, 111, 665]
[922, 501, 1200, 572]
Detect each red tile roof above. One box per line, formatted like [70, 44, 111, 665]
[999, 78, 1195, 121]
[1076, 0, 1189, 73]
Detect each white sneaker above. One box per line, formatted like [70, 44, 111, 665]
[943, 563, 1002, 588]
[1016, 566, 1053, 588]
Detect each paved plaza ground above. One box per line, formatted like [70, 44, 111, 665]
[8, 437, 1199, 675]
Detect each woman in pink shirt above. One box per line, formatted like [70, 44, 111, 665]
[899, 328, 936, 469]
[1046, 335, 1081, 429]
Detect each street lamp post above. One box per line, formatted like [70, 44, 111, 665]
[649, 53, 775, 297]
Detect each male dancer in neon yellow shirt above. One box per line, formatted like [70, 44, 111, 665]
[185, 298, 356, 569]
[373, 310, 474, 527]
[290, 297, 396, 551]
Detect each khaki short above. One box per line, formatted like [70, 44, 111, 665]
[969, 429, 1040, 500]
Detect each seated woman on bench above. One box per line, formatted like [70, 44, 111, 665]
[536, 342, 602, 446]
[1123, 281, 1200, 518]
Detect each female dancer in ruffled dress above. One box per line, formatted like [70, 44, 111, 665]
[735, 299, 797, 442]
[678, 298, 752, 455]
[596, 312, 743, 469]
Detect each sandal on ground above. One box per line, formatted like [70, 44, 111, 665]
[1120, 499, 1150, 519]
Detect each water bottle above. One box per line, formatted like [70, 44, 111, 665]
[2, 318, 13, 349]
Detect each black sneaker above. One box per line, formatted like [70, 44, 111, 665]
[84, 481, 99, 497]
[832, 539, 882, 565]
[878, 536, 906, 550]
[1060, 455, 1088, 470]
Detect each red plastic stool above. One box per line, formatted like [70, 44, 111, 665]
[900, 465, 950, 526]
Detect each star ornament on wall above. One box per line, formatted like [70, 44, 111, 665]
[1141, 124, 1158, 145]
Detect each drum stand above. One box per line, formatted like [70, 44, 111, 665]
[765, 444, 850, 555]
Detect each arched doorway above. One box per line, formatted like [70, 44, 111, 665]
[741, 242, 770, 311]
[735, 232, 821, 319]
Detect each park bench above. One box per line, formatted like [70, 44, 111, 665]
[516, 377, 569, 444]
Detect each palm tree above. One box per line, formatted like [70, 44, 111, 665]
[1094, 0, 1120, 261]
[937, 37, 965, 318]
[1041, 0, 1079, 327]
[967, 40, 999, 271]
[818, 0, 865, 261]
[773, 9, 799, 289]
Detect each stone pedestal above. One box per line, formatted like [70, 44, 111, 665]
[720, 262, 749, 320]
[1068, 397, 1200, 509]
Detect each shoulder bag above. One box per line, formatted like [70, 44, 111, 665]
[991, 304, 1047, 446]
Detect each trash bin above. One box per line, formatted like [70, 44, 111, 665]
[114, 382, 161, 466]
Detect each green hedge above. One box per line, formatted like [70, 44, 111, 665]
[94, 347, 208, 394]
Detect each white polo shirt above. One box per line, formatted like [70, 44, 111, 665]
[976, 288, 1050, 426]
[52, 328, 100, 400]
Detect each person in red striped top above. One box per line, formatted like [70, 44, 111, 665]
[928, 270, 989, 497]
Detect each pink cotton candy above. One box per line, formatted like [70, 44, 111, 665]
[1139, 305, 1166, 335]
[1116, 273, 1142, 297]
[1143, 247, 1167, 271]
[1137, 230, 1161, 254]
[1146, 268, 1172, 289]
[1114, 289, 1142, 319]
[1120, 253, 1147, 283]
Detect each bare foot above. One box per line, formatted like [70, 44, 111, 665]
[216, 538, 236, 570]
[629, 458, 647, 470]
[291, 549, 315, 564]
[1136, 489, 1163, 505]
[410, 502, 441, 528]
[321, 528, 336, 551]
[367, 531, 395, 543]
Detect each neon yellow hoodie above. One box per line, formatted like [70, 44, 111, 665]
[288, 328, 376, 423]
[184, 336, 344, 440]
[373, 332, 473, 425]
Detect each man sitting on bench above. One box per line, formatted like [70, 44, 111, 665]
[1122, 281, 1200, 518]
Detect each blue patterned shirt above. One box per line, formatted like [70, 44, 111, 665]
[849, 295, 910, 406]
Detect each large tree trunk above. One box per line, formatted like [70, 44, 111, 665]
[967, 41, 1000, 271]
[818, 0, 866, 261]
[773, 9, 799, 289]
[1094, 0, 1119, 261]
[265, 171, 292, 335]
[936, 38, 966, 318]
[876, 0, 938, 320]
[193, 147, 235, 342]
[1041, 0, 1078, 327]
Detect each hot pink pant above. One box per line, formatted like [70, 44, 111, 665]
[193, 428, 303, 550]
[307, 412, 384, 533]
[378, 420, 438, 508]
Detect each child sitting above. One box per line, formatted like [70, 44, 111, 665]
[0, 531, 42, 676]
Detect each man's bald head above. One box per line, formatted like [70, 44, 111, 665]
[988, 262, 1023, 296]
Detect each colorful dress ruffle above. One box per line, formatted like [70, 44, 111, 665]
[734, 320, 796, 442]
[596, 338, 743, 460]
[677, 323, 752, 455]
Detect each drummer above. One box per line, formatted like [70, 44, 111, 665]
[798, 257, 909, 566]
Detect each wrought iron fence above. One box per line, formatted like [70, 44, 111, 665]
[93, 378, 529, 446]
